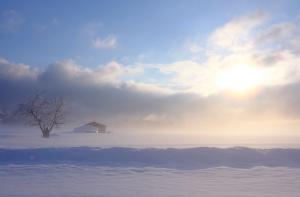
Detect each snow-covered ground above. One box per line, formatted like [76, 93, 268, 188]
[1, 165, 300, 197]
[1, 126, 300, 148]
[1, 127, 300, 196]
[1, 147, 300, 196]
[1, 147, 300, 168]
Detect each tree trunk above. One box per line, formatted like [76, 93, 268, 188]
[42, 129, 50, 138]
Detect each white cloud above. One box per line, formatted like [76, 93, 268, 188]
[209, 11, 268, 51]
[0, 57, 38, 80]
[2, 56, 300, 133]
[2, 12, 300, 132]
[153, 12, 300, 96]
[85, 12, 300, 97]
[40, 60, 143, 88]
[82, 21, 117, 50]
[92, 35, 117, 49]
[125, 80, 174, 95]
[94, 61, 142, 84]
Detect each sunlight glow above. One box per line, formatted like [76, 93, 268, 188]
[217, 64, 264, 96]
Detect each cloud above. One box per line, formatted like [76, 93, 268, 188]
[0, 58, 176, 126]
[92, 35, 117, 49]
[209, 11, 268, 51]
[37, 60, 144, 90]
[164, 12, 300, 96]
[1, 12, 300, 134]
[0, 57, 38, 80]
[1, 57, 300, 134]
[256, 22, 300, 55]
[81, 21, 117, 49]
[0, 58, 38, 108]
[0, 10, 24, 32]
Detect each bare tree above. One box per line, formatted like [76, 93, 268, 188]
[17, 93, 65, 138]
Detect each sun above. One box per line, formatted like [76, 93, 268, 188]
[217, 64, 264, 96]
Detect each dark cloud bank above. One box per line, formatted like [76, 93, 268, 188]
[1, 58, 300, 133]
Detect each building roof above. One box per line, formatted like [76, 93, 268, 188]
[86, 121, 106, 128]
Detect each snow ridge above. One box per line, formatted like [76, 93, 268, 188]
[1, 147, 300, 169]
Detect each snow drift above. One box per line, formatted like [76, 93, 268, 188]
[1, 147, 300, 169]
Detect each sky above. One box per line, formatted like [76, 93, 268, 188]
[1, 0, 300, 141]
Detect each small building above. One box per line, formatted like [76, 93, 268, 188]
[73, 122, 106, 133]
